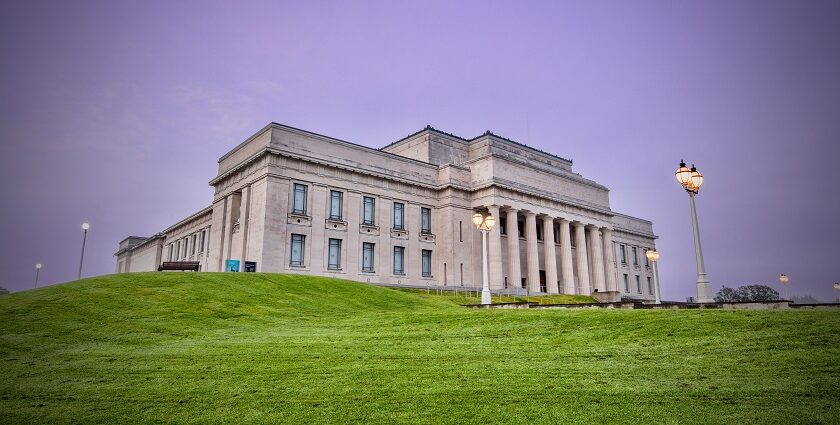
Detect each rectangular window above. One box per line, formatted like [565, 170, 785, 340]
[459, 221, 463, 242]
[362, 242, 375, 272]
[199, 230, 206, 253]
[421, 249, 432, 277]
[623, 274, 629, 292]
[290, 234, 305, 267]
[393, 202, 404, 230]
[293, 183, 308, 215]
[175, 241, 181, 259]
[647, 277, 653, 294]
[536, 223, 543, 241]
[632, 247, 639, 266]
[393, 246, 405, 275]
[554, 226, 559, 243]
[191, 234, 197, 255]
[168, 244, 173, 261]
[620, 245, 627, 265]
[328, 238, 342, 270]
[635, 275, 641, 293]
[329, 190, 343, 220]
[499, 217, 507, 235]
[517, 221, 524, 238]
[363, 196, 375, 225]
[421, 207, 432, 234]
[183, 238, 189, 257]
[644, 249, 650, 267]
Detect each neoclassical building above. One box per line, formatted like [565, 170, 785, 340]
[115, 123, 658, 300]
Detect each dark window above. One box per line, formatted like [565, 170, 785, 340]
[393, 246, 405, 275]
[553, 226, 559, 243]
[536, 223, 543, 241]
[293, 183, 308, 214]
[644, 249, 650, 267]
[362, 243, 375, 272]
[191, 234, 197, 255]
[635, 275, 641, 293]
[517, 221, 525, 238]
[329, 190, 343, 220]
[620, 245, 627, 265]
[632, 247, 639, 266]
[328, 238, 342, 270]
[363, 196, 375, 225]
[647, 277, 653, 294]
[421, 207, 432, 234]
[199, 230, 206, 253]
[422, 249, 432, 277]
[393, 202, 404, 230]
[290, 234, 305, 266]
[623, 274, 629, 292]
[459, 221, 463, 242]
[499, 216, 507, 235]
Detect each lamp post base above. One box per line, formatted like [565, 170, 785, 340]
[481, 289, 492, 305]
[696, 276, 713, 303]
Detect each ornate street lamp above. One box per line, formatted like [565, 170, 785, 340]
[675, 160, 712, 303]
[779, 273, 789, 300]
[645, 250, 661, 304]
[78, 222, 90, 280]
[35, 263, 42, 288]
[472, 211, 496, 305]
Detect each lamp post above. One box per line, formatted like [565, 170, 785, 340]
[472, 211, 496, 305]
[779, 273, 789, 300]
[35, 263, 42, 288]
[78, 222, 90, 281]
[646, 250, 661, 304]
[675, 160, 713, 303]
[834, 283, 840, 302]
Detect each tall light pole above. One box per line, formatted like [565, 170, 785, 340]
[78, 222, 90, 280]
[779, 273, 789, 300]
[472, 211, 496, 305]
[35, 263, 42, 288]
[675, 160, 712, 303]
[646, 250, 661, 304]
[834, 283, 840, 302]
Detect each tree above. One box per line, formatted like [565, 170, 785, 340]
[0, 286, 9, 295]
[791, 295, 820, 304]
[714, 286, 739, 302]
[714, 284, 781, 302]
[734, 284, 780, 302]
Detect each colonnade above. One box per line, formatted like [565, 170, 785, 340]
[484, 206, 617, 295]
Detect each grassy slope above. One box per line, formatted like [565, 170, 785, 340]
[0, 273, 837, 424]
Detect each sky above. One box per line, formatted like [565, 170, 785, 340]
[1, 0, 838, 301]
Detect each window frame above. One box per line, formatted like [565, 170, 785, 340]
[329, 190, 343, 221]
[393, 202, 404, 230]
[292, 183, 308, 215]
[362, 242, 375, 273]
[421, 249, 432, 277]
[362, 196, 376, 225]
[328, 238, 342, 270]
[290, 234, 306, 267]
[420, 207, 432, 234]
[393, 246, 405, 275]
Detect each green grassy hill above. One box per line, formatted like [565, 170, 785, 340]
[0, 273, 838, 424]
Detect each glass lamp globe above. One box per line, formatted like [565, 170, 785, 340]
[484, 215, 496, 230]
[35, 263, 42, 269]
[82, 222, 90, 230]
[779, 273, 789, 285]
[472, 213, 484, 229]
[689, 166, 703, 192]
[646, 250, 659, 262]
[675, 160, 692, 187]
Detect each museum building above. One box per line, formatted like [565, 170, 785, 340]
[115, 123, 658, 299]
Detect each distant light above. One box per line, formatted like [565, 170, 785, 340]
[35, 263, 42, 269]
[82, 222, 90, 230]
[779, 273, 789, 285]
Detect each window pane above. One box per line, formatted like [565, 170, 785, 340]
[635, 275, 641, 292]
[422, 250, 432, 277]
[290, 234, 305, 266]
[328, 239, 341, 269]
[393, 202, 404, 229]
[632, 247, 638, 265]
[421, 207, 431, 233]
[363, 197, 375, 225]
[330, 191, 342, 220]
[362, 243, 375, 272]
[293, 184, 307, 214]
[393, 246, 404, 274]
[624, 274, 629, 292]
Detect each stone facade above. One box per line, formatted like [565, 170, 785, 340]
[115, 123, 658, 300]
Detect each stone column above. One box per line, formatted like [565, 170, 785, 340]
[505, 208, 522, 290]
[488, 205, 504, 291]
[588, 225, 606, 292]
[525, 212, 540, 293]
[574, 222, 591, 294]
[558, 219, 575, 294]
[601, 228, 618, 292]
[542, 216, 559, 294]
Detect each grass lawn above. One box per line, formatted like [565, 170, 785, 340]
[0, 273, 838, 424]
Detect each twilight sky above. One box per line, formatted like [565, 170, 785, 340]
[1, 0, 838, 300]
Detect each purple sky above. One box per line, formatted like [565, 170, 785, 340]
[1, 0, 838, 300]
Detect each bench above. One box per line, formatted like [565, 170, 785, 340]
[157, 261, 200, 272]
